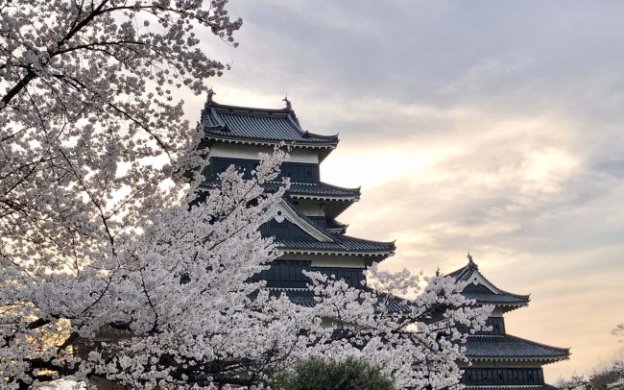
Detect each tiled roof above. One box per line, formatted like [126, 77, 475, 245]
[264, 181, 360, 200]
[448, 258, 481, 281]
[265, 199, 394, 256]
[461, 284, 529, 306]
[465, 334, 569, 362]
[278, 233, 395, 256]
[202, 99, 338, 147]
[281, 182, 358, 218]
[199, 180, 359, 216]
[448, 259, 530, 308]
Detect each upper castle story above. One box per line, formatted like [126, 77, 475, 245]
[197, 91, 394, 292]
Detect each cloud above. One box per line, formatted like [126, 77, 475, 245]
[182, 0, 624, 381]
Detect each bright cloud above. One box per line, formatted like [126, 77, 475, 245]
[182, 0, 624, 382]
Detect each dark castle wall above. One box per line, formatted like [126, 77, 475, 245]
[207, 157, 319, 183]
[250, 260, 365, 289]
[462, 367, 545, 386]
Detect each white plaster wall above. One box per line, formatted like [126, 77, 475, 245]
[209, 143, 319, 163]
[293, 200, 325, 217]
[284, 253, 367, 268]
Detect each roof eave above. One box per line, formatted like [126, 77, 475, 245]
[468, 356, 569, 364]
[470, 300, 529, 308]
[205, 135, 338, 149]
[496, 303, 530, 313]
[279, 248, 394, 258]
[326, 227, 347, 235]
[286, 182, 361, 202]
[205, 100, 292, 114]
[205, 135, 338, 148]
[289, 194, 360, 202]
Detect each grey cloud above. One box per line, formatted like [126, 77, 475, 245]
[184, 0, 624, 380]
[225, 1, 624, 105]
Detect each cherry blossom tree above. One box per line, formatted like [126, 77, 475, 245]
[608, 324, 624, 390]
[558, 324, 624, 390]
[0, 1, 490, 389]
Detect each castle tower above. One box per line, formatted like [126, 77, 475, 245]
[199, 93, 568, 388]
[199, 93, 395, 304]
[449, 255, 569, 389]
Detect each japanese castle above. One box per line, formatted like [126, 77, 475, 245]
[200, 91, 395, 301]
[449, 255, 569, 389]
[199, 91, 569, 389]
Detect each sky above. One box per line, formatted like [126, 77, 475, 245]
[184, 0, 624, 382]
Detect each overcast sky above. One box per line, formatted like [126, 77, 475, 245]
[186, 0, 624, 382]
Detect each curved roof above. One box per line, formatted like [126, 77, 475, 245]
[201, 179, 359, 218]
[448, 257, 530, 310]
[461, 283, 530, 306]
[465, 334, 570, 363]
[286, 182, 360, 200]
[262, 181, 360, 217]
[262, 181, 360, 200]
[263, 199, 395, 258]
[278, 234, 395, 256]
[201, 97, 339, 149]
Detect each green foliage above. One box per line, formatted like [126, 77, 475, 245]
[270, 357, 395, 390]
[559, 324, 624, 390]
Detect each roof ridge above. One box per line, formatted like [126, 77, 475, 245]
[207, 100, 291, 115]
[205, 100, 339, 142]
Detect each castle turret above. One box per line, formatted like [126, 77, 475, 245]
[199, 93, 395, 303]
[449, 255, 569, 389]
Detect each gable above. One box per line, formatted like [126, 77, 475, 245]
[260, 219, 318, 242]
[458, 268, 502, 294]
[262, 200, 333, 242]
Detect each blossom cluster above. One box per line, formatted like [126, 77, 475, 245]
[0, 1, 489, 388]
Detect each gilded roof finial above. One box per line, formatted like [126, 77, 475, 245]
[283, 93, 291, 110]
[207, 87, 216, 103]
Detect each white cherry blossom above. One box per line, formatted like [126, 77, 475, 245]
[0, 1, 489, 389]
